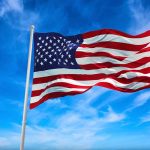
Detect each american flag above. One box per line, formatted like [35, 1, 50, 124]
[30, 29, 150, 109]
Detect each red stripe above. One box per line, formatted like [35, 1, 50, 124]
[30, 91, 85, 109]
[32, 75, 150, 97]
[82, 29, 150, 39]
[96, 82, 150, 93]
[30, 83, 150, 109]
[33, 67, 150, 85]
[80, 42, 147, 51]
[79, 58, 150, 70]
[32, 82, 89, 97]
[137, 47, 150, 54]
[75, 51, 126, 61]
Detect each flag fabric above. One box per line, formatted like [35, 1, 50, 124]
[30, 29, 150, 109]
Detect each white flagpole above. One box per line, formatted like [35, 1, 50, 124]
[20, 25, 35, 150]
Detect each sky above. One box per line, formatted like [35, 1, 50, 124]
[0, 0, 150, 149]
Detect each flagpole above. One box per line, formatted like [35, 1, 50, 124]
[20, 25, 35, 150]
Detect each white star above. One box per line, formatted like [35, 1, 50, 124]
[49, 61, 52, 64]
[49, 39, 52, 43]
[48, 46, 51, 49]
[68, 54, 71, 58]
[51, 49, 54, 52]
[65, 59, 68, 62]
[54, 52, 57, 55]
[76, 39, 80, 43]
[38, 52, 40, 55]
[39, 37, 41, 40]
[40, 62, 43, 65]
[61, 54, 64, 58]
[39, 46, 42, 48]
[42, 48, 46, 51]
[45, 51, 48, 55]
[36, 49, 38, 52]
[49, 54, 52, 58]
[37, 59, 39, 62]
[46, 36, 49, 39]
[44, 58, 47, 62]
[71, 62, 74, 65]
[58, 59, 61, 62]
[42, 40, 44, 43]
[40, 55, 43, 58]
[45, 43, 48, 46]
[57, 40, 60, 43]
[53, 58, 56, 61]
[53, 36, 56, 39]
[37, 43, 40, 46]
[53, 43, 56, 46]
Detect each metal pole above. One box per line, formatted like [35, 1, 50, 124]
[20, 25, 35, 150]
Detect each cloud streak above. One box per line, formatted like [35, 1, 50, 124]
[125, 91, 150, 112]
[140, 112, 150, 124]
[128, 0, 150, 33]
[0, 0, 23, 17]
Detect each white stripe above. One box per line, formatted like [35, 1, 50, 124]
[31, 79, 149, 103]
[33, 62, 150, 78]
[124, 51, 150, 62]
[77, 57, 123, 65]
[76, 51, 150, 65]
[83, 34, 150, 45]
[31, 87, 86, 103]
[32, 78, 97, 90]
[32, 77, 149, 91]
[118, 72, 150, 79]
[77, 47, 136, 57]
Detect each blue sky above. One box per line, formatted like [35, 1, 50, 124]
[0, 0, 150, 149]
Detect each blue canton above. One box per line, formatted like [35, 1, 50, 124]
[34, 32, 83, 71]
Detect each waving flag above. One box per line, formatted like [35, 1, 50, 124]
[30, 29, 150, 109]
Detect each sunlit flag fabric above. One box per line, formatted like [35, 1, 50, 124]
[30, 29, 150, 109]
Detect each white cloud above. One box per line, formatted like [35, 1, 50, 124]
[0, 115, 108, 149]
[0, 0, 39, 32]
[140, 112, 150, 124]
[125, 91, 150, 112]
[0, 137, 10, 148]
[133, 91, 150, 107]
[128, 0, 150, 33]
[100, 106, 126, 123]
[0, 0, 23, 17]
[1, 88, 127, 149]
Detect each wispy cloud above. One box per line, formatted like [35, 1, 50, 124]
[125, 91, 150, 112]
[100, 106, 126, 123]
[0, 0, 23, 17]
[1, 89, 127, 149]
[140, 112, 150, 124]
[128, 0, 150, 33]
[0, 0, 39, 31]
